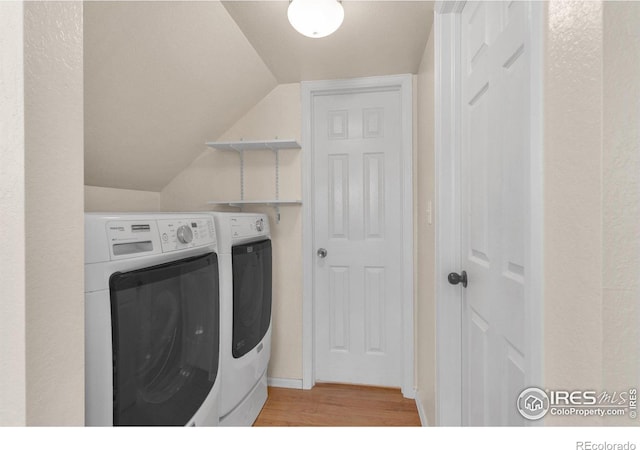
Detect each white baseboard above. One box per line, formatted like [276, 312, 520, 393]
[267, 377, 304, 389]
[403, 386, 416, 400]
[414, 390, 429, 427]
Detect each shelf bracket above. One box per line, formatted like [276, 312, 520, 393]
[275, 149, 280, 201]
[274, 205, 281, 224]
[274, 145, 282, 223]
[240, 149, 245, 201]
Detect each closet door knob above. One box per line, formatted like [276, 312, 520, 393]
[317, 248, 327, 258]
[448, 271, 468, 288]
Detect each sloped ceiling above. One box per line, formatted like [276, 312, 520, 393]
[222, 1, 434, 83]
[84, 1, 433, 192]
[84, 1, 277, 191]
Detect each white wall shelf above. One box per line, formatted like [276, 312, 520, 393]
[205, 139, 302, 223]
[206, 139, 301, 152]
[208, 200, 302, 207]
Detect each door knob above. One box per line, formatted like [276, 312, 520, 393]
[448, 271, 468, 288]
[317, 248, 327, 258]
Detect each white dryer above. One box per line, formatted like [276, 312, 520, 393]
[84, 213, 221, 426]
[210, 212, 272, 426]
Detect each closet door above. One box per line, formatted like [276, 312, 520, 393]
[312, 87, 404, 388]
[459, 1, 531, 425]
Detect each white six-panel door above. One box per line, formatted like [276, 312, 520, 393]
[460, 1, 530, 425]
[312, 88, 404, 388]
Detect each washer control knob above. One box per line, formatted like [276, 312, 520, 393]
[177, 225, 194, 244]
[256, 218, 264, 232]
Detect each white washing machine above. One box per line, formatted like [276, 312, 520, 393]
[84, 213, 221, 426]
[210, 212, 272, 426]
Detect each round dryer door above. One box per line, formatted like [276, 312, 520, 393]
[231, 239, 272, 359]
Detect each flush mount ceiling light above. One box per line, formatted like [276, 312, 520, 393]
[287, 0, 345, 39]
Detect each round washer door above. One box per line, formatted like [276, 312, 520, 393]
[109, 252, 219, 426]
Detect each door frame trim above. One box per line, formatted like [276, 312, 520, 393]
[434, 1, 465, 426]
[434, 1, 544, 425]
[301, 74, 415, 398]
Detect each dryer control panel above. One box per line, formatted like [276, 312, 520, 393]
[230, 216, 269, 239]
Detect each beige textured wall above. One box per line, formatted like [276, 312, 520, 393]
[162, 83, 303, 380]
[84, 0, 277, 191]
[24, 1, 85, 425]
[544, 1, 640, 426]
[544, 0, 604, 425]
[602, 1, 640, 416]
[0, 0, 27, 426]
[544, 0, 603, 401]
[84, 185, 161, 212]
[415, 25, 436, 426]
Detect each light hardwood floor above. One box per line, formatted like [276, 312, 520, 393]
[254, 383, 421, 427]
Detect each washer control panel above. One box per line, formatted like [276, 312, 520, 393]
[230, 215, 269, 239]
[106, 217, 216, 259]
[157, 217, 216, 253]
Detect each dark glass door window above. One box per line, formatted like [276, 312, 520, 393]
[232, 239, 272, 359]
[110, 252, 219, 426]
